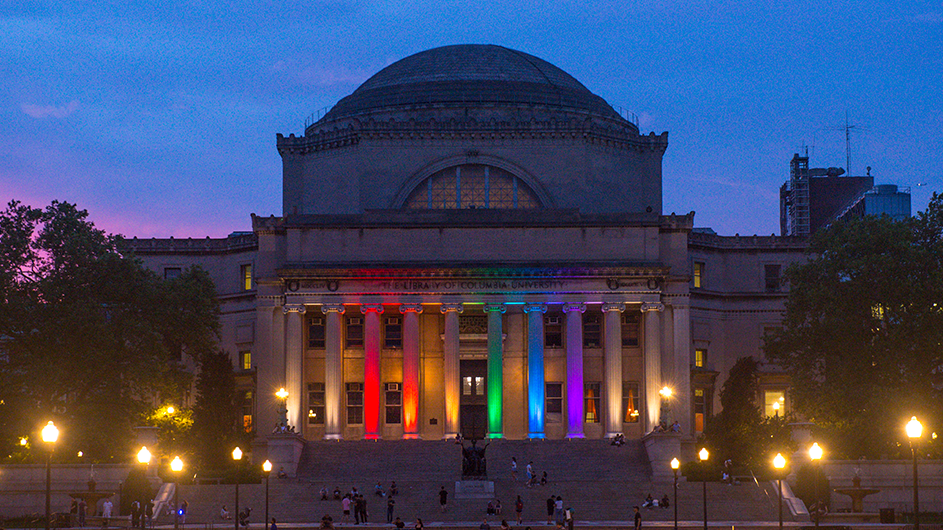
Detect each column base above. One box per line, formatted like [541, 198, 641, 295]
[606, 431, 623, 439]
[527, 433, 545, 439]
[364, 434, 381, 441]
[566, 433, 585, 439]
[443, 432, 459, 440]
[402, 433, 421, 440]
[324, 434, 342, 440]
[488, 432, 504, 439]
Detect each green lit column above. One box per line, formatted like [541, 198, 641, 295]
[484, 304, 506, 438]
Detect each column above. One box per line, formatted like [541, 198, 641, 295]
[441, 303, 463, 439]
[642, 302, 665, 432]
[322, 304, 345, 440]
[602, 303, 625, 438]
[563, 303, 586, 438]
[523, 304, 547, 439]
[484, 304, 506, 439]
[361, 304, 384, 440]
[283, 304, 306, 431]
[400, 305, 423, 439]
[672, 298, 692, 436]
[254, 303, 278, 437]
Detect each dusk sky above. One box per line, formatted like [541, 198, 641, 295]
[3, 1, 941, 238]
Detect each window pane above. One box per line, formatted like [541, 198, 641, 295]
[475, 377, 485, 396]
[309, 319, 325, 348]
[584, 314, 601, 348]
[622, 382, 640, 423]
[463, 377, 473, 396]
[764, 390, 785, 417]
[584, 383, 601, 423]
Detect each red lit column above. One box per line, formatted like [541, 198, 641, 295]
[362, 304, 384, 440]
[400, 304, 423, 439]
[322, 304, 345, 440]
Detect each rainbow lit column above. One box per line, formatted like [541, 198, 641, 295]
[322, 304, 345, 439]
[641, 302, 664, 432]
[400, 304, 423, 439]
[523, 304, 547, 438]
[563, 303, 586, 438]
[441, 303, 463, 438]
[362, 304, 384, 439]
[283, 304, 307, 431]
[484, 304, 506, 438]
[602, 303, 625, 438]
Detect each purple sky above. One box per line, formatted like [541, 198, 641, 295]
[3, 1, 941, 238]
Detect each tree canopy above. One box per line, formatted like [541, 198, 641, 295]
[0, 200, 221, 462]
[765, 193, 943, 458]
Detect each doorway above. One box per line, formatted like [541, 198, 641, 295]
[460, 360, 487, 440]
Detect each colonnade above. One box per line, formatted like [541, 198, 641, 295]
[263, 299, 688, 440]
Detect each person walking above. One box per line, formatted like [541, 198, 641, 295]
[526, 462, 534, 485]
[515, 496, 524, 525]
[554, 497, 564, 527]
[439, 486, 448, 512]
[387, 496, 396, 523]
[633, 506, 642, 530]
[342, 495, 351, 522]
[358, 495, 368, 523]
[511, 457, 518, 480]
[546, 496, 555, 524]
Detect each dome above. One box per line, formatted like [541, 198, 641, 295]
[317, 44, 626, 124]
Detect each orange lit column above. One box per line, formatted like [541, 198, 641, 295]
[602, 303, 625, 438]
[441, 303, 463, 439]
[362, 304, 384, 440]
[400, 304, 423, 439]
[322, 304, 345, 440]
[642, 302, 664, 432]
[283, 304, 306, 431]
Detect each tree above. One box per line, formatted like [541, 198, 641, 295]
[0, 200, 220, 462]
[191, 349, 238, 473]
[765, 200, 943, 458]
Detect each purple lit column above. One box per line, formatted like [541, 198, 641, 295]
[563, 303, 586, 438]
[602, 303, 625, 438]
[523, 304, 547, 439]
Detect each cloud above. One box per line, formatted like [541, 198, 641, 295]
[21, 100, 80, 119]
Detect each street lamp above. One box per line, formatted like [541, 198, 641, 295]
[671, 458, 680, 530]
[263, 460, 272, 529]
[276, 388, 289, 431]
[170, 457, 183, 530]
[232, 447, 243, 530]
[659, 386, 673, 427]
[774, 453, 787, 530]
[772, 401, 781, 417]
[906, 416, 923, 530]
[809, 442, 823, 528]
[41, 421, 59, 530]
[137, 446, 152, 527]
[699, 448, 709, 530]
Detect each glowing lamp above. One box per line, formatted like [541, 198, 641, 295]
[774, 453, 786, 469]
[276, 388, 289, 400]
[232, 447, 243, 461]
[671, 457, 680, 470]
[41, 421, 59, 444]
[699, 447, 709, 461]
[137, 446, 152, 464]
[660, 386, 673, 398]
[171, 456, 183, 472]
[907, 416, 923, 439]
[19, 437, 27, 446]
[167, 406, 175, 415]
[809, 442, 823, 461]
[263, 460, 272, 473]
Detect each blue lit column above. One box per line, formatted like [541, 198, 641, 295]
[523, 304, 547, 439]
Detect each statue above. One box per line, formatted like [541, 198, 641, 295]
[461, 439, 490, 477]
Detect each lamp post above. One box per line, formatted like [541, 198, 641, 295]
[232, 447, 243, 530]
[659, 386, 673, 427]
[809, 443, 823, 528]
[41, 421, 59, 530]
[671, 458, 680, 530]
[263, 460, 272, 529]
[276, 388, 289, 431]
[137, 447, 152, 528]
[774, 453, 786, 530]
[170, 457, 183, 530]
[699, 448, 709, 530]
[906, 416, 923, 530]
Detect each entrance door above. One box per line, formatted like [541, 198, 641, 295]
[460, 360, 487, 440]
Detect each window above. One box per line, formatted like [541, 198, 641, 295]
[239, 351, 252, 371]
[584, 383, 601, 423]
[622, 382, 640, 423]
[346, 382, 364, 424]
[694, 348, 707, 368]
[693, 261, 704, 288]
[765, 264, 781, 292]
[463, 376, 486, 396]
[240, 264, 252, 291]
[164, 267, 181, 280]
[346, 317, 364, 348]
[621, 313, 640, 347]
[385, 382, 402, 424]
[546, 382, 563, 423]
[583, 314, 601, 348]
[764, 390, 786, 418]
[545, 315, 562, 347]
[403, 164, 541, 210]
[241, 391, 253, 433]
[384, 317, 402, 349]
[308, 317, 325, 348]
[694, 388, 706, 433]
[308, 383, 325, 425]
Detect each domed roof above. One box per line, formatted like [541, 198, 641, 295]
[318, 44, 625, 124]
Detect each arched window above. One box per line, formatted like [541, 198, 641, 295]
[404, 164, 541, 209]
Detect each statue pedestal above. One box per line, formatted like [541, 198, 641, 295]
[263, 433, 305, 477]
[642, 432, 681, 479]
[454, 480, 495, 499]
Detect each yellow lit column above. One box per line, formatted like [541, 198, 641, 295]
[283, 304, 306, 430]
[602, 303, 625, 438]
[322, 304, 346, 439]
[642, 302, 665, 432]
[441, 303, 463, 439]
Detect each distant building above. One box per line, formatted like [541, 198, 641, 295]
[780, 153, 911, 236]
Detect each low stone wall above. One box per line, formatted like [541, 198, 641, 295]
[816, 460, 943, 515]
[0, 464, 150, 516]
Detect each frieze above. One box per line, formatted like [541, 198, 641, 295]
[283, 277, 657, 295]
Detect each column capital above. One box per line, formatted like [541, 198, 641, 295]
[641, 302, 665, 313]
[483, 304, 507, 314]
[321, 304, 346, 315]
[440, 303, 464, 314]
[399, 304, 424, 314]
[283, 304, 307, 314]
[522, 303, 548, 314]
[360, 304, 385, 315]
[562, 303, 587, 313]
[601, 302, 626, 313]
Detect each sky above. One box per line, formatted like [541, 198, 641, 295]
[2, 0, 942, 238]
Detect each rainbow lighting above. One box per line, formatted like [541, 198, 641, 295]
[486, 305, 506, 438]
[524, 304, 546, 438]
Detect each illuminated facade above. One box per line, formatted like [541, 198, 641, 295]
[125, 45, 806, 446]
